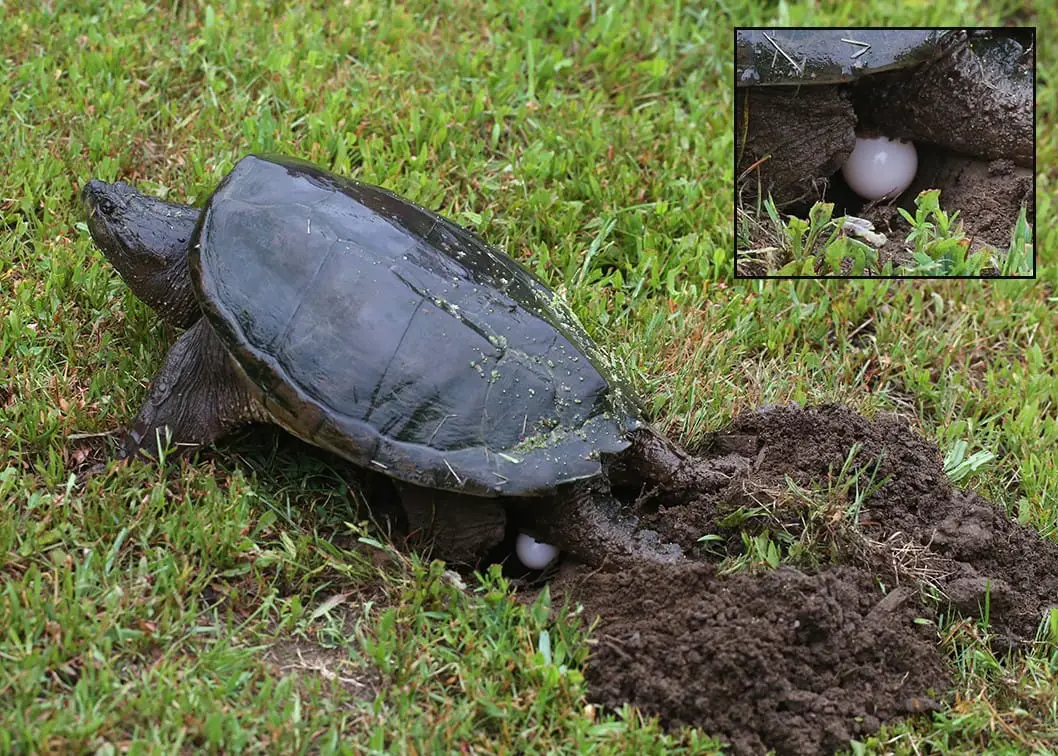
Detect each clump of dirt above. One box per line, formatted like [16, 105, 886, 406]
[544, 405, 1058, 755]
[676, 405, 1058, 644]
[563, 564, 945, 756]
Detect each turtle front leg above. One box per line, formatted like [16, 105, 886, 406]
[120, 319, 263, 459]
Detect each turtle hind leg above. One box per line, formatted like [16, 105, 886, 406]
[120, 318, 263, 460]
[533, 479, 684, 568]
[397, 484, 508, 566]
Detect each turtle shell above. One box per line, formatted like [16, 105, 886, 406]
[188, 154, 641, 497]
[736, 29, 960, 87]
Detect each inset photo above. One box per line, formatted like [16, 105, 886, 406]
[734, 27, 1035, 277]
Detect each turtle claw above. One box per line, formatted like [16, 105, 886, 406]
[116, 425, 149, 461]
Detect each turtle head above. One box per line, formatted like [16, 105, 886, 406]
[82, 179, 198, 275]
[82, 178, 203, 328]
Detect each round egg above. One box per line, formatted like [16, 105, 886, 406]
[841, 136, 918, 200]
[516, 532, 559, 569]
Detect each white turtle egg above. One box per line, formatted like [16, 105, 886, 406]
[841, 136, 918, 200]
[516, 532, 559, 569]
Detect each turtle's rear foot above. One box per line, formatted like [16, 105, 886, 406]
[533, 479, 683, 568]
[397, 484, 507, 566]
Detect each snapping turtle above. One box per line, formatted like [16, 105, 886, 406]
[736, 29, 961, 87]
[82, 155, 690, 567]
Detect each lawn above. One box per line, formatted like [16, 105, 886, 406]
[1, 0, 1055, 753]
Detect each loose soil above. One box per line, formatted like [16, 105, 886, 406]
[541, 405, 1058, 755]
[859, 153, 1032, 267]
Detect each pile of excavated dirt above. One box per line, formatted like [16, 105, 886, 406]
[543, 405, 1058, 755]
[563, 564, 945, 755]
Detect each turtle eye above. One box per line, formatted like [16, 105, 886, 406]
[99, 197, 116, 215]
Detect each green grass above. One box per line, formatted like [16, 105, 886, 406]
[737, 183, 1035, 278]
[1, 0, 1055, 752]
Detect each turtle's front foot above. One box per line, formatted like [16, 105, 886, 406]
[118, 424, 181, 461]
[117, 425, 152, 461]
[117, 319, 260, 462]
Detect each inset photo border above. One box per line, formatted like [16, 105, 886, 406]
[734, 27, 1036, 278]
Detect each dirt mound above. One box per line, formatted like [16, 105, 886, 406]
[567, 565, 945, 755]
[679, 405, 1058, 644]
[546, 405, 1058, 755]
